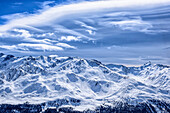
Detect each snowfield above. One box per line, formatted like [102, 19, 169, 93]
[0, 53, 169, 112]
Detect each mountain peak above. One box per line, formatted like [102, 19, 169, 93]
[0, 53, 4, 57]
[143, 61, 152, 67]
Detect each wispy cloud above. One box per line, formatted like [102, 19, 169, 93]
[0, 45, 18, 50]
[41, 1, 56, 7]
[75, 20, 97, 30]
[0, 0, 169, 32]
[13, 29, 32, 38]
[59, 36, 80, 41]
[108, 18, 168, 34]
[0, 29, 56, 44]
[0, 0, 170, 65]
[0, 43, 63, 52]
[1, 13, 28, 20]
[18, 43, 63, 51]
[13, 2, 23, 5]
[56, 43, 77, 49]
[108, 18, 153, 33]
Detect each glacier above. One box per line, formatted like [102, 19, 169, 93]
[0, 53, 169, 112]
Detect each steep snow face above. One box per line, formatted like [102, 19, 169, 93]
[0, 53, 169, 110]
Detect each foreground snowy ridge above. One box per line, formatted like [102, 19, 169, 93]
[0, 53, 169, 112]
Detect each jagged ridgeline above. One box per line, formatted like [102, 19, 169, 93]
[0, 53, 169, 112]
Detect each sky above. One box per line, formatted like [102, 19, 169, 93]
[0, 0, 170, 66]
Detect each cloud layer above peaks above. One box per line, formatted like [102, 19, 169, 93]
[0, 0, 170, 65]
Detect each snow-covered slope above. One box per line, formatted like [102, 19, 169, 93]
[0, 53, 169, 111]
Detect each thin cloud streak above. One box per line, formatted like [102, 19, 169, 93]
[0, 43, 64, 52]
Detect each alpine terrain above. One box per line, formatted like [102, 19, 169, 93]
[0, 53, 169, 112]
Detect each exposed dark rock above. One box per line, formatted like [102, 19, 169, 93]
[0, 99, 169, 113]
[3, 55, 14, 61]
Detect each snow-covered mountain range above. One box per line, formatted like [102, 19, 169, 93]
[0, 53, 169, 112]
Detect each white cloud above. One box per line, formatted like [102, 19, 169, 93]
[13, 2, 23, 5]
[109, 18, 153, 33]
[85, 30, 95, 35]
[53, 25, 91, 40]
[0, 45, 18, 50]
[1, 13, 27, 20]
[36, 32, 55, 37]
[0, 43, 63, 52]
[18, 43, 63, 51]
[107, 45, 127, 50]
[43, 38, 58, 43]
[0, 0, 169, 55]
[0, 29, 31, 38]
[75, 20, 96, 35]
[41, 1, 56, 9]
[0, 0, 169, 32]
[59, 36, 80, 41]
[0, 29, 55, 44]
[75, 20, 97, 30]
[56, 43, 77, 49]
[23, 37, 53, 44]
[13, 29, 32, 38]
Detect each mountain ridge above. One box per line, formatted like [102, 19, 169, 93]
[0, 53, 169, 112]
